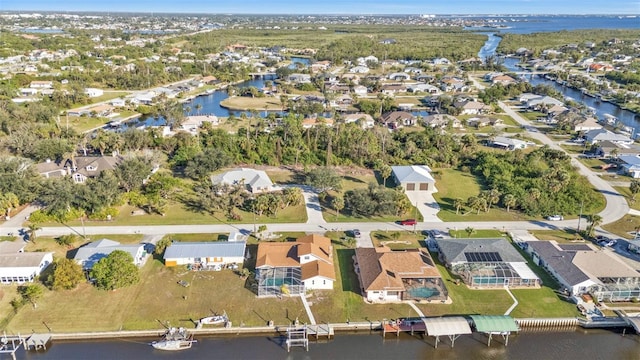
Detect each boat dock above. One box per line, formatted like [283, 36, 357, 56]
[306, 324, 334, 339]
[285, 326, 308, 352]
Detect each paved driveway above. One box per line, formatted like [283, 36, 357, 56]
[403, 190, 442, 223]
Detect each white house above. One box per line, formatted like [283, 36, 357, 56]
[492, 136, 528, 150]
[0, 241, 53, 284]
[353, 85, 368, 97]
[163, 241, 246, 270]
[584, 129, 633, 145]
[73, 239, 147, 270]
[391, 165, 435, 192]
[180, 115, 219, 133]
[349, 66, 370, 74]
[85, 88, 104, 98]
[343, 113, 375, 128]
[211, 168, 276, 193]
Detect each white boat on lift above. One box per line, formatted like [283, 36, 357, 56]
[150, 327, 196, 351]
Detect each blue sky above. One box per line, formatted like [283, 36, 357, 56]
[1, 0, 638, 15]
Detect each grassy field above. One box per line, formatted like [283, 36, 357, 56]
[432, 169, 532, 222]
[602, 214, 640, 239]
[220, 96, 283, 111]
[614, 186, 640, 211]
[529, 230, 586, 243]
[370, 231, 424, 250]
[448, 229, 506, 238]
[25, 234, 145, 259]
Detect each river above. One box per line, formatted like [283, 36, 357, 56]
[16, 328, 640, 360]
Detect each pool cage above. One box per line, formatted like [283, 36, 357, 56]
[589, 279, 640, 302]
[451, 262, 537, 288]
[256, 266, 305, 297]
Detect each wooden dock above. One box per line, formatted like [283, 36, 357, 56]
[306, 324, 334, 339]
[382, 319, 426, 337]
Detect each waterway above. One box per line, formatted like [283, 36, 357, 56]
[17, 328, 640, 359]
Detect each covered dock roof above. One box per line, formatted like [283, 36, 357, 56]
[469, 315, 519, 346]
[423, 316, 471, 348]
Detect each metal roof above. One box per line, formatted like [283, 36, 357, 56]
[164, 241, 246, 259]
[391, 165, 435, 184]
[470, 315, 519, 333]
[423, 317, 472, 336]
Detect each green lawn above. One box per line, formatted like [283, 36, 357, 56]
[602, 214, 640, 239]
[370, 231, 424, 250]
[26, 234, 145, 259]
[529, 230, 586, 243]
[432, 169, 532, 222]
[448, 229, 506, 238]
[5, 260, 309, 333]
[614, 186, 640, 211]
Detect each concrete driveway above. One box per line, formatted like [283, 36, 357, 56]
[403, 190, 442, 223]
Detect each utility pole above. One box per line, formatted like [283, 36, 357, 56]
[576, 200, 584, 235]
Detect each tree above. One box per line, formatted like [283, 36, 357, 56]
[586, 214, 603, 237]
[465, 226, 476, 238]
[115, 157, 153, 193]
[154, 238, 172, 256]
[631, 180, 640, 201]
[19, 284, 44, 308]
[27, 223, 42, 243]
[0, 192, 19, 218]
[184, 148, 232, 180]
[332, 195, 344, 219]
[49, 258, 85, 290]
[305, 167, 342, 193]
[55, 234, 78, 247]
[453, 198, 464, 215]
[90, 250, 140, 290]
[502, 194, 517, 213]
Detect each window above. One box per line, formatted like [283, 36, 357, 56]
[406, 183, 415, 191]
[419, 183, 429, 191]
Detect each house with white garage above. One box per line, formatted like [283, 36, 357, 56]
[618, 155, 640, 178]
[74, 239, 147, 271]
[492, 136, 528, 150]
[0, 241, 53, 284]
[211, 168, 276, 193]
[163, 241, 246, 270]
[435, 238, 540, 288]
[391, 165, 435, 192]
[354, 245, 446, 302]
[524, 241, 640, 301]
[584, 129, 633, 145]
[255, 234, 335, 296]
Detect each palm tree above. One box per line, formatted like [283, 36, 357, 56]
[453, 198, 464, 215]
[27, 223, 42, 244]
[502, 194, 516, 213]
[195, 103, 203, 116]
[586, 214, 603, 237]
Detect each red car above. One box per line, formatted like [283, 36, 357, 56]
[400, 219, 417, 226]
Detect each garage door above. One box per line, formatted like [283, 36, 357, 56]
[165, 260, 177, 267]
[406, 183, 415, 191]
[419, 183, 429, 191]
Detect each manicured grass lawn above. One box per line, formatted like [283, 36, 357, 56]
[68, 116, 112, 133]
[577, 158, 609, 172]
[448, 229, 506, 238]
[6, 260, 309, 333]
[220, 96, 283, 111]
[518, 111, 546, 121]
[370, 231, 424, 250]
[614, 186, 640, 211]
[559, 144, 588, 155]
[56, 201, 307, 227]
[432, 169, 532, 222]
[162, 233, 228, 242]
[602, 214, 640, 239]
[26, 234, 145, 259]
[309, 246, 418, 323]
[530, 230, 586, 243]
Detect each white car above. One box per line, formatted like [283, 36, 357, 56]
[547, 215, 564, 221]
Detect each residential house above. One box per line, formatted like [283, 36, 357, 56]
[573, 117, 602, 132]
[201, 75, 218, 84]
[440, 77, 467, 92]
[255, 234, 336, 296]
[455, 100, 490, 115]
[302, 117, 334, 129]
[349, 66, 370, 74]
[29, 80, 53, 89]
[353, 85, 368, 97]
[391, 165, 435, 192]
[618, 155, 640, 178]
[381, 84, 407, 95]
[492, 136, 528, 151]
[524, 95, 564, 110]
[0, 240, 53, 284]
[211, 168, 276, 193]
[423, 114, 460, 129]
[111, 98, 126, 107]
[132, 92, 156, 105]
[491, 75, 517, 85]
[163, 241, 246, 270]
[435, 238, 540, 288]
[388, 72, 411, 81]
[381, 111, 416, 128]
[355, 246, 446, 302]
[584, 129, 633, 145]
[74, 239, 147, 271]
[524, 241, 640, 301]
[343, 113, 375, 129]
[287, 73, 311, 83]
[432, 58, 451, 66]
[180, 115, 219, 133]
[35, 156, 121, 184]
[596, 141, 640, 158]
[85, 88, 104, 98]
[407, 83, 440, 94]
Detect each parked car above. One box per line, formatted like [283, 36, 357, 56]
[427, 230, 444, 239]
[352, 229, 361, 238]
[595, 235, 610, 242]
[547, 215, 564, 221]
[399, 219, 417, 226]
[604, 239, 617, 247]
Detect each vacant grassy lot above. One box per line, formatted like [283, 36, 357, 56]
[530, 230, 586, 243]
[220, 96, 283, 111]
[614, 186, 640, 211]
[433, 169, 531, 222]
[370, 231, 424, 250]
[602, 214, 640, 239]
[5, 260, 308, 333]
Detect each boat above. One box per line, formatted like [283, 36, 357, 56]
[150, 327, 196, 351]
[197, 310, 229, 327]
[205, 88, 215, 94]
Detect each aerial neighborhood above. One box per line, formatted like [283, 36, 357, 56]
[0, 11, 640, 342]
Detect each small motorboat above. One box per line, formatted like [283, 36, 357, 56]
[151, 327, 196, 351]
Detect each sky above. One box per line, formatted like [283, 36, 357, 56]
[0, 0, 638, 15]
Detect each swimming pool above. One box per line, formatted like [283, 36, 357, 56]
[406, 287, 440, 299]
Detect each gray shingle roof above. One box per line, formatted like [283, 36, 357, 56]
[211, 168, 273, 191]
[436, 238, 525, 264]
[164, 241, 246, 259]
[525, 241, 589, 286]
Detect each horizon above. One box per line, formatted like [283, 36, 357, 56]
[0, 0, 638, 16]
